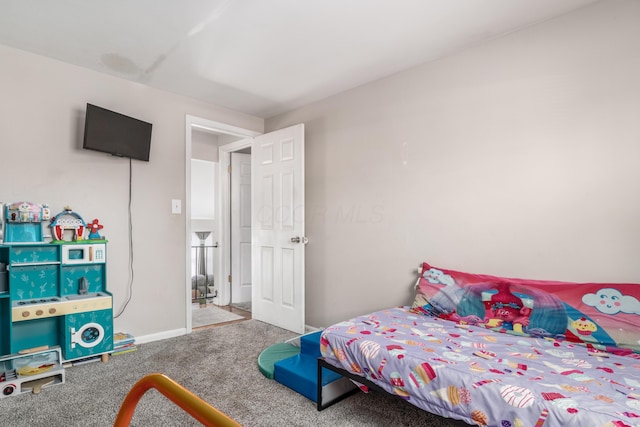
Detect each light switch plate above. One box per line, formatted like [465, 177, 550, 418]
[171, 199, 181, 214]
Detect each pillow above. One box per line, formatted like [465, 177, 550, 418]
[412, 261, 640, 353]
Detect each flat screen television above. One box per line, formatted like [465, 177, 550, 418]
[83, 103, 152, 161]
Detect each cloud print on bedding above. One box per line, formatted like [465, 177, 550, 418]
[582, 288, 640, 315]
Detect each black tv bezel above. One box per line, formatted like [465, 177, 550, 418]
[82, 103, 152, 162]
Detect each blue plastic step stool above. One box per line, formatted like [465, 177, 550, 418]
[273, 331, 343, 402]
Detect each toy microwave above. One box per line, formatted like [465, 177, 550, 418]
[61, 243, 106, 265]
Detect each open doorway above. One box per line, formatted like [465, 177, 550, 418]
[185, 116, 260, 332]
[186, 118, 307, 334]
[229, 149, 252, 312]
[190, 156, 217, 307]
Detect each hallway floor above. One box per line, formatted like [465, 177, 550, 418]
[193, 303, 251, 330]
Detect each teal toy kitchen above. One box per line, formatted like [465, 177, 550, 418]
[0, 201, 113, 364]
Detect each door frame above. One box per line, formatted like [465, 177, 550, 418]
[184, 115, 260, 333]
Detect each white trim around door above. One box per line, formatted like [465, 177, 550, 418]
[185, 115, 260, 333]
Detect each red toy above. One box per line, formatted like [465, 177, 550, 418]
[88, 218, 104, 239]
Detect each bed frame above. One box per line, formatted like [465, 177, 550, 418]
[317, 357, 401, 411]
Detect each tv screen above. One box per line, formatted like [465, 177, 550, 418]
[83, 103, 152, 161]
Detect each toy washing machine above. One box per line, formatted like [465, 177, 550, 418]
[60, 309, 113, 361]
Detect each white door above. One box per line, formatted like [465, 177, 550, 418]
[252, 124, 306, 333]
[231, 152, 252, 304]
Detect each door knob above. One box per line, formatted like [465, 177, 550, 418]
[290, 236, 309, 244]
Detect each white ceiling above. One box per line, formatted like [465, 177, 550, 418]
[0, 0, 597, 119]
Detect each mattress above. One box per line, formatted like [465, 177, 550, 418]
[320, 306, 640, 427]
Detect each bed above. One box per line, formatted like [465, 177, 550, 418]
[319, 262, 640, 427]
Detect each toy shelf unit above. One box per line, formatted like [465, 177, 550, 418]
[0, 242, 113, 362]
[0, 346, 65, 398]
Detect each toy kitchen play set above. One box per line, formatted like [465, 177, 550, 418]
[0, 202, 113, 397]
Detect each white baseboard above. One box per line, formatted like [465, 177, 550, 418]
[135, 324, 318, 346]
[135, 328, 187, 345]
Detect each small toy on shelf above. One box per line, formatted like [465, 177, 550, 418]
[49, 207, 107, 243]
[88, 219, 104, 240]
[49, 206, 88, 242]
[2, 201, 50, 243]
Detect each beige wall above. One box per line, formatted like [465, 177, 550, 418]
[267, 0, 640, 327]
[191, 130, 219, 162]
[191, 131, 244, 163]
[0, 44, 263, 338]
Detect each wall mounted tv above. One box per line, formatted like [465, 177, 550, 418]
[83, 103, 152, 161]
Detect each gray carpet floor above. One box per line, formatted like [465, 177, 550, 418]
[1, 320, 470, 426]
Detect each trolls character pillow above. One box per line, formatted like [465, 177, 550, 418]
[412, 262, 640, 353]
